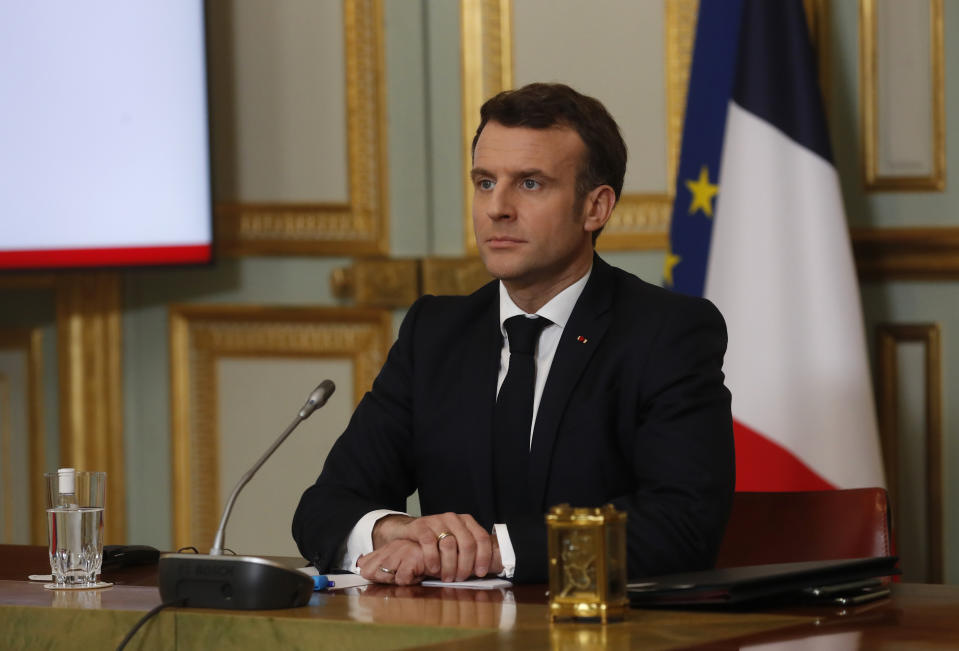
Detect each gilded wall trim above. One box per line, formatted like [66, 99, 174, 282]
[461, 0, 513, 254]
[852, 227, 959, 280]
[460, 0, 697, 252]
[803, 0, 831, 107]
[332, 257, 493, 306]
[331, 258, 421, 308]
[860, 0, 945, 191]
[217, 0, 389, 256]
[332, 228, 959, 304]
[876, 323, 942, 583]
[55, 274, 125, 544]
[169, 305, 393, 551]
[421, 257, 492, 296]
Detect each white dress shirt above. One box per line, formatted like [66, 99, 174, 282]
[337, 268, 592, 578]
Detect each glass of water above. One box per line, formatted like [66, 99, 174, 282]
[44, 469, 106, 586]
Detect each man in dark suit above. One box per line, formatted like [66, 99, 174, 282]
[294, 83, 734, 584]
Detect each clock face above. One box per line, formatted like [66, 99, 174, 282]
[558, 529, 598, 598]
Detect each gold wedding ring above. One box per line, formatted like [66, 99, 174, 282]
[378, 566, 396, 574]
[436, 531, 454, 543]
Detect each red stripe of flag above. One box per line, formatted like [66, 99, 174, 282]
[733, 419, 835, 492]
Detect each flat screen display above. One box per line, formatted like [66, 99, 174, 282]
[0, 2, 213, 270]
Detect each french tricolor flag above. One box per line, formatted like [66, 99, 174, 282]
[665, 0, 885, 491]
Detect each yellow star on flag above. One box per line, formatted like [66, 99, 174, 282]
[685, 165, 719, 217]
[663, 250, 681, 288]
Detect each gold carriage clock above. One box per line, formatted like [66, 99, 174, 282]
[546, 504, 628, 622]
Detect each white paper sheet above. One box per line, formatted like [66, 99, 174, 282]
[420, 578, 513, 590]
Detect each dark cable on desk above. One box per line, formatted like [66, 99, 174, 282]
[115, 598, 186, 651]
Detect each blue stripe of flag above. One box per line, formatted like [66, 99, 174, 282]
[666, 0, 743, 298]
[733, 0, 832, 162]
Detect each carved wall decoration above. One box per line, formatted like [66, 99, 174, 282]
[169, 305, 392, 551]
[876, 322, 942, 582]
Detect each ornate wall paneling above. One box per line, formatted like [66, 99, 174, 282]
[331, 257, 493, 307]
[853, 228, 959, 279]
[55, 273, 126, 544]
[211, 0, 389, 256]
[803, 0, 832, 108]
[330, 259, 421, 309]
[459, 0, 835, 254]
[169, 305, 392, 554]
[0, 273, 125, 543]
[860, 0, 944, 191]
[876, 323, 943, 583]
[0, 328, 45, 544]
[460, 0, 698, 252]
[459, 0, 959, 281]
[853, 0, 958, 278]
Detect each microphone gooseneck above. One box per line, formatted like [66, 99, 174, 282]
[158, 380, 336, 611]
[209, 380, 336, 556]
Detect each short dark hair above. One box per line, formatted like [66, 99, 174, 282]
[471, 83, 627, 205]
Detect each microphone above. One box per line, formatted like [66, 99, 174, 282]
[158, 381, 335, 610]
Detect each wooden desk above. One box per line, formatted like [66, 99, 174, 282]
[2, 545, 957, 649]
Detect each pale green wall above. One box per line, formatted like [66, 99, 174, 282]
[830, 0, 959, 228]
[0, 290, 59, 479]
[425, 1, 467, 254]
[827, 2, 958, 582]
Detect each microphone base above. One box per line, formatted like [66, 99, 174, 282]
[158, 553, 313, 610]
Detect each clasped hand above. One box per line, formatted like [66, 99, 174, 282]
[357, 513, 503, 585]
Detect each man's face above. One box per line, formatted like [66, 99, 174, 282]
[471, 122, 597, 293]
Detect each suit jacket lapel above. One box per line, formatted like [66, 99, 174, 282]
[460, 287, 501, 528]
[527, 255, 616, 510]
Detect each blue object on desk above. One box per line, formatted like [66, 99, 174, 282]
[313, 575, 330, 591]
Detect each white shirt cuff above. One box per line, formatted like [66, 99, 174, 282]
[493, 523, 516, 580]
[338, 509, 406, 573]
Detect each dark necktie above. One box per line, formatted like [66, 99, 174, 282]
[493, 315, 549, 520]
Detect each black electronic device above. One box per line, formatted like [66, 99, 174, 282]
[103, 545, 160, 569]
[158, 381, 335, 610]
[628, 556, 900, 607]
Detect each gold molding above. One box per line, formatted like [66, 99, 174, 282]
[216, 0, 389, 256]
[331, 227, 959, 300]
[876, 323, 942, 583]
[331, 258, 421, 307]
[460, 0, 697, 252]
[460, 0, 513, 254]
[803, 0, 831, 108]
[421, 258, 492, 296]
[860, 0, 945, 191]
[55, 273, 125, 544]
[169, 305, 393, 551]
[852, 227, 959, 279]
[332, 257, 493, 306]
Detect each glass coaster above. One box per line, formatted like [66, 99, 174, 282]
[43, 581, 113, 590]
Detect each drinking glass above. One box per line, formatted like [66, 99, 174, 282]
[44, 469, 106, 586]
